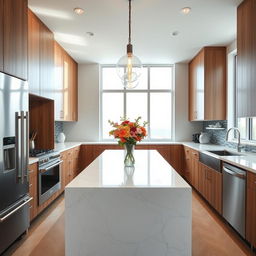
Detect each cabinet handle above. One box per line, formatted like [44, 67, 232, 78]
[29, 184, 32, 187]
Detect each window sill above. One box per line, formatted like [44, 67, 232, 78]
[228, 139, 256, 147]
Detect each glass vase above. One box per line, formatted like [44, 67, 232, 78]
[124, 143, 135, 167]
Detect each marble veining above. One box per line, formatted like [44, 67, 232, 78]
[65, 150, 192, 256]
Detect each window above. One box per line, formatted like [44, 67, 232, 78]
[100, 65, 174, 140]
[233, 55, 256, 141]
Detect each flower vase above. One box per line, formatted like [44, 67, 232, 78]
[124, 144, 135, 167]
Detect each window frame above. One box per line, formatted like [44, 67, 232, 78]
[100, 64, 175, 141]
[234, 54, 256, 143]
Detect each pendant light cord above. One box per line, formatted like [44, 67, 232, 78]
[128, 0, 131, 45]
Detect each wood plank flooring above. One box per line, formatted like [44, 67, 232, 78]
[3, 191, 255, 256]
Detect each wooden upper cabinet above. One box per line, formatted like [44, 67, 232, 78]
[54, 42, 64, 120]
[28, 9, 40, 94]
[237, 0, 256, 118]
[27, 9, 78, 121]
[40, 23, 54, 99]
[189, 50, 204, 121]
[189, 47, 226, 121]
[3, 0, 28, 80]
[63, 52, 78, 121]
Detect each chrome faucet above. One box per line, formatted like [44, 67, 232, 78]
[226, 127, 242, 152]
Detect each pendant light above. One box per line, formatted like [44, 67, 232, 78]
[116, 0, 142, 89]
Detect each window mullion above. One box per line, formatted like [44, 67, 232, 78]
[248, 118, 252, 140]
[147, 66, 151, 139]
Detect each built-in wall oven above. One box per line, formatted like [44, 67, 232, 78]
[38, 152, 62, 205]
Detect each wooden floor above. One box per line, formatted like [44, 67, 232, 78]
[3, 191, 255, 256]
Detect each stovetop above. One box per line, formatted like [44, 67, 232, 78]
[29, 149, 54, 157]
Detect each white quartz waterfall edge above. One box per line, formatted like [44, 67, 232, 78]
[65, 150, 192, 256]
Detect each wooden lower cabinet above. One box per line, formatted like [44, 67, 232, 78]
[28, 162, 38, 221]
[183, 146, 192, 183]
[191, 149, 199, 190]
[246, 172, 256, 248]
[61, 146, 81, 187]
[81, 145, 122, 168]
[199, 163, 222, 214]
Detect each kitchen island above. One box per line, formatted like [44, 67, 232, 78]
[65, 150, 191, 256]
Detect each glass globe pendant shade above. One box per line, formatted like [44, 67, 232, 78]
[116, 53, 143, 89]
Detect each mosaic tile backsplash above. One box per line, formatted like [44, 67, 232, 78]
[203, 120, 256, 151]
[55, 121, 64, 142]
[203, 120, 227, 145]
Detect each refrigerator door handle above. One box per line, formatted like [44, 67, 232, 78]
[24, 111, 29, 182]
[15, 112, 22, 182]
[20, 111, 25, 184]
[0, 196, 33, 223]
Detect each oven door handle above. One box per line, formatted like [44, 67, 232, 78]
[40, 161, 63, 173]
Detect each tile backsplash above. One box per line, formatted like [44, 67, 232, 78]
[203, 120, 256, 151]
[55, 121, 64, 142]
[203, 120, 227, 145]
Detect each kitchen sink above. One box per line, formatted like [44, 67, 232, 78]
[207, 150, 241, 156]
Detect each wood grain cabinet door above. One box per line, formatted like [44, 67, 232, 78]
[189, 50, 204, 121]
[39, 23, 54, 99]
[201, 164, 222, 214]
[183, 147, 191, 183]
[28, 9, 40, 95]
[54, 42, 64, 120]
[3, 0, 28, 80]
[204, 47, 226, 120]
[63, 53, 78, 121]
[28, 163, 38, 221]
[246, 172, 256, 247]
[237, 0, 256, 117]
[191, 150, 199, 190]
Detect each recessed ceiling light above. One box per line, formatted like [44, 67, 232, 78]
[73, 7, 84, 15]
[86, 32, 94, 37]
[172, 31, 179, 36]
[181, 7, 191, 15]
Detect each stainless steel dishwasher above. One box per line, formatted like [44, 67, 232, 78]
[223, 162, 246, 238]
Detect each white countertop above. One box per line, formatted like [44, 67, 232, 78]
[54, 142, 82, 152]
[28, 141, 256, 174]
[67, 150, 190, 188]
[183, 142, 256, 174]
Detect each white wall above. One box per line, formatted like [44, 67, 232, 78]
[174, 63, 203, 141]
[64, 63, 202, 142]
[63, 64, 100, 141]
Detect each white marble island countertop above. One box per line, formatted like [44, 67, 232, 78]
[65, 150, 192, 256]
[67, 150, 190, 189]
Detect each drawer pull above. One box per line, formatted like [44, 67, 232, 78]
[29, 184, 32, 187]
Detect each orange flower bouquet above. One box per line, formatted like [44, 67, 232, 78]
[109, 117, 147, 166]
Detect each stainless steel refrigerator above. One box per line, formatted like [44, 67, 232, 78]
[0, 72, 32, 254]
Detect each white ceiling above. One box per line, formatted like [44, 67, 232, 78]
[28, 0, 242, 64]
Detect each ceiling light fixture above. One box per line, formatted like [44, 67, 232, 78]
[74, 7, 85, 15]
[181, 7, 191, 15]
[86, 32, 94, 37]
[116, 0, 142, 89]
[172, 31, 179, 36]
